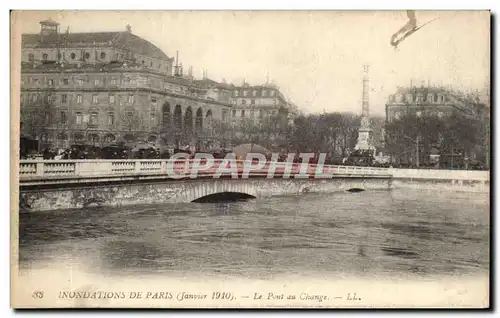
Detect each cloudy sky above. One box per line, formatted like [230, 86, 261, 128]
[13, 10, 490, 115]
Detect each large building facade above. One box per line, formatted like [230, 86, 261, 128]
[20, 19, 294, 151]
[384, 85, 489, 168]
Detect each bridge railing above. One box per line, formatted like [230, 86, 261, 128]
[19, 159, 391, 180]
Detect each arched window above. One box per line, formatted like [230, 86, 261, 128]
[88, 134, 99, 143]
[104, 134, 115, 143]
[206, 110, 213, 129]
[427, 94, 434, 103]
[195, 108, 203, 132]
[85, 52, 90, 59]
[71, 53, 76, 60]
[42, 53, 48, 61]
[100, 52, 106, 59]
[28, 53, 34, 61]
[162, 102, 171, 129]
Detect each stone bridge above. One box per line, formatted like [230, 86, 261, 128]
[17, 159, 392, 212]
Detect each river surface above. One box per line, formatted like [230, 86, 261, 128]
[19, 189, 489, 280]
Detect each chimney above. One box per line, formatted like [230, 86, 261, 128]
[125, 24, 132, 33]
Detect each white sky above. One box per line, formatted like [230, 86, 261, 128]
[13, 10, 490, 116]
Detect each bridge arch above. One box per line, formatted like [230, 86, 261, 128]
[183, 180, 259, 203]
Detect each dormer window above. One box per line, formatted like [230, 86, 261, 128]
[262, 90, 267, 97]
[243, 90, 248, 97]
[416, 94, 423, 102]
[252, 90, 258, 97]
[234, 91, 239, 97]
[405, 94, 413, 103]
[395, 94, 403, 102]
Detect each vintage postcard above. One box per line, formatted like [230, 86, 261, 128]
[10, 10, 490, 308]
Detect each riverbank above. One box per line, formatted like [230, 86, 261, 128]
[389, 168, 489, 193]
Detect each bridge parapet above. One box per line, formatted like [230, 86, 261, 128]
[19, 159, 391, 182]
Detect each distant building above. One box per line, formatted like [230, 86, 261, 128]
[20, 19, 296, 151]
[384, 85, 490, 168]
[385, 86, 487, 122]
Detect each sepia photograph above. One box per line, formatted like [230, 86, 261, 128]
[10, 9, 490, 308]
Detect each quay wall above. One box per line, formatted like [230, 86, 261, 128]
[389, 168, 489, 193]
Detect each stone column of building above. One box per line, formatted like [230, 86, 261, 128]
[355, 64, 375, 152]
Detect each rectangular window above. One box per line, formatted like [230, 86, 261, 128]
[250, 99, 255, 105]
[77, 94, 83, 104]
[47, 79, 54, 86]
[61, 94, 67, 103]
[89, 112, 99, 126]
[243, 90, 248, 97]
[270, 91, 275, 96]
[94, 79, 100, 86]
[242, 99, 247, 105]
[234, 91, 239, 97]
[108, 113, 115, 125]
[222, 110, 228, 122]
[241, 110, 245, 118]
[92, 95, 99, 104]
[60, 111, 67, 124]
[252, 90, 257, 97]
[63, 78, 69, 85]
[76, 112, 82, 125]
[109, 95, 115, 104]
[232, 110, 236, 118]
[111, 78, 117, 85]
[130, 79, 137, 85]
[128, 95, 134, 104]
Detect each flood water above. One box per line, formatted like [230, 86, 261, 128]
[19, 189, 489, 280]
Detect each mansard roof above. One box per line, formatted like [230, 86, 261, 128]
[22, 31, 171, 61]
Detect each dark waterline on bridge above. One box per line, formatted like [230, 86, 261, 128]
[192, 192, 257, 203]
[19, 189, 489, 280]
